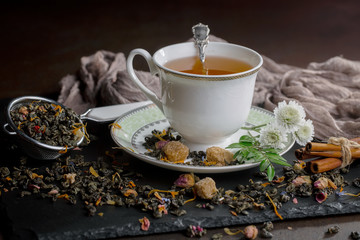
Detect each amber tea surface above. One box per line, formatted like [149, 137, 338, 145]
[164, 56, 253, 75]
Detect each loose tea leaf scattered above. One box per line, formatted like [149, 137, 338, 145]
[0, 138, 359, 239]
[351, 231, 360, 240]
[327, 225, 340, 234]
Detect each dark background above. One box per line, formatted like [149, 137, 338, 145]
[1, 1, 360, 239]
[1, 0, 360, 100]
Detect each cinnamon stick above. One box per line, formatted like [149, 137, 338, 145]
[297, 149, 360, 160]
[306, 158, 342, 174]
[305, 142, 341, 152]
[299, 137, 360, 173]
[295, 148, 307, 160]
[305, 138, 360, 153]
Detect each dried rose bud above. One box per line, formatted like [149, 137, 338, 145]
[316, 192, 328, 203]
[292, 175, 312, 186]
[174, 173, 195, 188]
[314, 177, 329, 189]
[187, 225, 206, 238]
[155, 140, 169, 150]
[244, 225, 258, 239]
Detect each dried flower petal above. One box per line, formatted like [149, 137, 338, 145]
[139, 216, 150, 231]
[272, 176, 285, 183]
[123, 189, 138, 198]
[58, 194, 70, 200]
[89, 166, 99, 177]
[314, 177, 337, 190]
[158, 204, 168, 215]
[292, 176, 312, 186]
[31, 173, 43, 179]
[314, 177, 329, 189]
[28, 184, 41, 190]
[95, 196, 102, 206]
[230, 210, 237, 216]
[48, 189, 59, 195]
[155, 140, 169, 150]
[224, 228, 243, 236]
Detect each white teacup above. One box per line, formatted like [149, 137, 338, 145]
[127, 42, 263, 147]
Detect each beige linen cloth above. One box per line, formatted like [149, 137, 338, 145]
[58, 37, 360, 141]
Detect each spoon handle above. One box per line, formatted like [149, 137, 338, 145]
[192, 23, 210, 63]
[80, 101, 152, 122]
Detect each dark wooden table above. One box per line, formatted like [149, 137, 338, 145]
[2, 1, 360, 239]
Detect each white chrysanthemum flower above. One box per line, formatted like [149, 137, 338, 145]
[259, 123, 287, 149]
[294, 119, 314, 146]
[274, 100, 306, 132]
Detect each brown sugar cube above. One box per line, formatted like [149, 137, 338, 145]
[194, 177, 217, 200]
[206, 146, 234, 166]
[162, 141, 189, 163]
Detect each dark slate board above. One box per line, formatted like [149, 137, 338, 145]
[1, 100, 360, 240]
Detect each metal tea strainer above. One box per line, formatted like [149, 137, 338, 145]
[3, 96, 86, 160]
[3, 96, 151, 160]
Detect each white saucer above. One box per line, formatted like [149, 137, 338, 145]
[110, 103, 295, 174]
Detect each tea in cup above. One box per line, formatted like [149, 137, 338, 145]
[126, 42, 263, 148]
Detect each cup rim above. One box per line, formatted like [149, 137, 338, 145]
[153, 42, 263, 80]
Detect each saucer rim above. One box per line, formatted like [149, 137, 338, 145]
[110, 103, 295, 174]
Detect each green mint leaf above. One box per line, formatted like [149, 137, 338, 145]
[259, 160, 269, 172]
[263, 148, 279, 154]
[270, 158, 291, 166]
[266, 154, 291, 166]
[233, 150, 240, 159]
[238, 141, 253, 147]
[241, 148, 250, 158]
[267, 165, 275, 181]
[239, 135, 253, 142]
[226, 143, 244, 149]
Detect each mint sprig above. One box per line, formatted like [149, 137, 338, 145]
[227, 134, 291, 181]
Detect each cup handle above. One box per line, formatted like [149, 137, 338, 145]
[126, 48, 163, 112]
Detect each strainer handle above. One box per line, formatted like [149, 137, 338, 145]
[3, 123, 17, 135]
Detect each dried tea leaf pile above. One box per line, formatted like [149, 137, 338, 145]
[0, 152, 198, 218]
[10, 101, 85, 147]
[0, 147, 359, 222]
